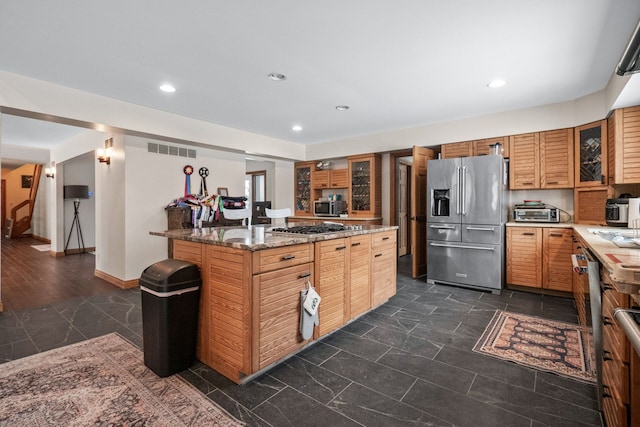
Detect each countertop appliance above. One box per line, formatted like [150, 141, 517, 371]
[512, 204, 560, 223]
[605, 198, 629, 226]
[314, 200, 347, 217]
[426, 155, 507, 293]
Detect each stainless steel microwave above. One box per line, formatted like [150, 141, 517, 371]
[314, 200, 347, 217]
[513, 207, 560, 223]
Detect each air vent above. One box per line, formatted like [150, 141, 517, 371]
[147, 142, 197, 159]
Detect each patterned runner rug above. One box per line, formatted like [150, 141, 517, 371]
[473, 310, 596, 383]
[0, 333, 244, 426]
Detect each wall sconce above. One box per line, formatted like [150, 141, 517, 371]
[97, 137, 113, 165]
[45, 167, 55, 179]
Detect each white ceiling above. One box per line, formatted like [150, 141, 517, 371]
[1, 0, 640, 148]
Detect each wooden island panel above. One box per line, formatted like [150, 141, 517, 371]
[314, 238, 348, 337]
[348, 234, 371, 320]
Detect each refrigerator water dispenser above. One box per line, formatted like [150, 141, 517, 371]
[433, 189, 450, 216]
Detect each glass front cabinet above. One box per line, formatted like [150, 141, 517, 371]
[294, 161, 314, 216]
[348, 154, 381, 217]
[574, 120, 607, 187]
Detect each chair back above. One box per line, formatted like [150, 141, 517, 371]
[223, 207, 252, 226]
[265, 208, 291, 225]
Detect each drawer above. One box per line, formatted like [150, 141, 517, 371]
[602, 393, 628, 427]
[350, 234, 371, 256]
[253, 243, 314, 274]
[602, 357, 630, 405]
[372, 230, 396, 249]
[462, 224, 503, 245]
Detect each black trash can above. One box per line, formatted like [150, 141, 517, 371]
[139, 259, 201, 377]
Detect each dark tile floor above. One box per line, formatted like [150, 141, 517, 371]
[0, 256, 602, 427]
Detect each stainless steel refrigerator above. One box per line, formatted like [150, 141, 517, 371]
[426, 155, 507, 293]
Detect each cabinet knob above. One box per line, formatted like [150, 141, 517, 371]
[299, 272, 311, 279]
[281, 254, 296, 260]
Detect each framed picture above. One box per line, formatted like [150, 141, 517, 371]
[21, 175, 33, 189]
[218, 187, 228, 196]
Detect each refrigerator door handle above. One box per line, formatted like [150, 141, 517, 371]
[429, 242, 495, 251]
[456, 166, 461, 214]
[465, 226, 495, 231]
[429, 224, 456, 229]
[461, 166, 467, 215]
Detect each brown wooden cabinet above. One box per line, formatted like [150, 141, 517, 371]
[575, 119, 608, 187]
[441, 141, 473, 158]
[572, 237, 590, 328]
[348, 234, 371, 320]
[573, 186, 612, 225]
[509, 129, 573, 190]
[540, 128, 574, 188]
[371, 230, 397, 306]
[348, 154, 382, 217]
[509, 133, 540, 190]
[314, 169, 349, 189]
[294, 161, 314, 216]
[506, 227, 542, 287]
[542, 228, 573, 292]
[507, 227, 574, 291]
[314, 238, 348, 337]
[608, 106, 640, 184]
[473, 136, 510, 158]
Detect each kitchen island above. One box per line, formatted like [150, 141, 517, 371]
[150, 224, 397, 383]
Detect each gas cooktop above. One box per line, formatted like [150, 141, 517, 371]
[270, 224, 346, 235]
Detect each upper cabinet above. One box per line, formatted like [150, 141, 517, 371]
[294, 161, 314, 216]
[509, 129, 574, 190]
[509, 133, 540, 189]
[574, 120, 607, 187]
[540, 128, 574, 189]
[608, 106, 640, 184]
[473, 136, 510, 158]
[441, 141, 473, 158]
[348, 154, 381, 217]
[313, 169, 348, 189]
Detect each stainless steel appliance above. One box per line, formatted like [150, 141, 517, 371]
[314, 200, 347, 217]
[426, 155, 507, 293]
[571, 248, 603, 411]
[512, 205, 560, 223]
[605, 198, 629, 226]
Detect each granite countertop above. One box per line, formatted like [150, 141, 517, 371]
[573, 224, 640, 295]
[150, 224, 398, 251]
[506, 221, 573, 228]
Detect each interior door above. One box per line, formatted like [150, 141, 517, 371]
[411, 146, 435, 277]
[398, 163, 409, 256]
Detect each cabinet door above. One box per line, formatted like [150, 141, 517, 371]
[573, 186, 612, 224]
[441, 141, 473, 158]
[506, 227, 542, 287]
[348, 154, 381, 217]
[575, 120, 608, 187]
[473, 137, 509, 158]
[371, 231, 397, 306]
[609, 106, 640, 184]
[313, 170, 330, 189]
[314, 238, 348, 337]
[572, 238, 589, 328]
[294, 162, 313, 216]
[509, 133, 540, 189]
[330, 169, 349, 188]
[253, 263, 314, 370]
[540, 128, 574, 188]
[348, 234, 371, 319]
[542, 228, 573, 292]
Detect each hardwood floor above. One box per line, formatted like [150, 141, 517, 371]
[1, 236, 117, 311]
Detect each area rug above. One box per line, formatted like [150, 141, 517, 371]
[0, 333, 244, 426]
[473, 310, 596, 383]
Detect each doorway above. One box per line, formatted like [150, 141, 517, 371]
[397, 160, 411, 256]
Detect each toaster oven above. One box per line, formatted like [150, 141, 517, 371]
[513, 207, 560, 223]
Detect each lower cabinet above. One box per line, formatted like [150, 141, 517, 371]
[506, 226, 573, 291]
[371, 230, 397, 306]
[348, 234, 372, 320]
[315, 238, 348, 337]
[572, 237, 590, 328]
[253, 263, 314, 370]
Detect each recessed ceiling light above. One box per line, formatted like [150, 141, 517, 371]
[159, 83, 176, 93]
[268, 73, 286, 81]
[487, 80, 506, 88]
[336, 105, 350, 111]
[292, 125, 302, 132]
